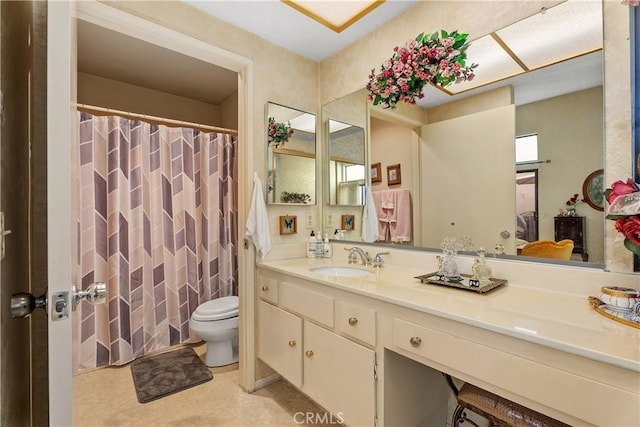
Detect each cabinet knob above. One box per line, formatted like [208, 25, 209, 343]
[288, 340, 296, 348]
[305, 350, 314, 358]
[348, 317, 358, 326]
[409, 336, 422, 348]
[261, 285, 269, 292]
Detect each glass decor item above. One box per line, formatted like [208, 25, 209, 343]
[440, 236, 463, 281]
[475, 247, 492, 284]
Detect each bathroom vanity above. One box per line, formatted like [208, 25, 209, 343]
[255, 250, 640, 426]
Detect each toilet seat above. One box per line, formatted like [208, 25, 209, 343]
[192, 296, 239, 321]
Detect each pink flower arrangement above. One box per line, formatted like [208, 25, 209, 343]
[267, 117, 294, 148]
[605, 178, 640, 255]
[366, 30, 478, 109]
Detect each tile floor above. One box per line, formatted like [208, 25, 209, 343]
[73, 344, 336, 427]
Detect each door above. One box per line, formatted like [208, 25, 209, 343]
[1, 1, 50, 426]
[420, 105, 516, 254]
[303, 321, 376, 427]
[515, 169, 539, 243]
[256, 301, 303, 388]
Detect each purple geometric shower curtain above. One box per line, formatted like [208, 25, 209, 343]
[75, 112, 237, 370]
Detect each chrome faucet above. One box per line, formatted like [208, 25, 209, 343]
[345, 247, 371, 266]
[372, 252, 390, 268]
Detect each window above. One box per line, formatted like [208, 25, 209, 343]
[345, 164, 365, 181]
[515, 134, 538, 163]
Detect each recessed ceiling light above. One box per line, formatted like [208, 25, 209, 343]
[281, 0, 385, 33]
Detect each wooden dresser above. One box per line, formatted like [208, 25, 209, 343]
[554, 216, 588, 261]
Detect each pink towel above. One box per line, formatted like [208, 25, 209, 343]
[390, 189, 412, 243]
[373, 189, 412, 242]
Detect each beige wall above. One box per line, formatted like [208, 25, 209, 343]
[220, 92, 239, 130]
[517, 87, 604, 264]
[370, 118, 415, 193]
[77, 72, 221, 126]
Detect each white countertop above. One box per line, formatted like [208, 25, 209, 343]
[258, 257, 640, 372]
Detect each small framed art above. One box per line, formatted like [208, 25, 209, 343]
[371, 162, 382, 183]
[279, 215, 297, 235]
[387, 164, 401, 186]
[341, 214, 355, 231]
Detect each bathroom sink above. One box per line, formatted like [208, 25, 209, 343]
[309, 266, 372, 278]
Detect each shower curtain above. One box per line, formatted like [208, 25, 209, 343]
[75, 112, 237, 370]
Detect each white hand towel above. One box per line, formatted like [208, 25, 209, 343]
[245, 172, 271, 258]
[362, 186, 379, 243]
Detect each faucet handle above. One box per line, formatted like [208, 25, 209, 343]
[372, 252, 390, 268]
[344, 247, 358, 264]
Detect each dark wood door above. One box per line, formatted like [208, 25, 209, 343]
[1, 2, 49, 426]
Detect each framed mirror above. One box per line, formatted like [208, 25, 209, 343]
[327, 119, 366, 206]
[323, 1, 607, 267]
[266, 102, 316, 205]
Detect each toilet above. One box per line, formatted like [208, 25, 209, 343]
[189, 295, 239, 367]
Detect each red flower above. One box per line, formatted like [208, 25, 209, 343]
[608, 178, 639, 204]
[606, 178, 640, 255]
[615, 217, 640, 247]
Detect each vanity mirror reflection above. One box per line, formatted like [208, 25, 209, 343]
[323, 89, 369, 208]
[323, 1, 607, 266]
[327, 119, 366, 206]
[266, 102, 316, 205]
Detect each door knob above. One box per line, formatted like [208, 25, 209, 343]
[72, 282, 106, 310]
[11, 290, 47, 318]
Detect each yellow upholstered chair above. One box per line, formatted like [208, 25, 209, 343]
[521, 239, 574, 260]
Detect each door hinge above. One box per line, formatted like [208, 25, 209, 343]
[373, 361, 378, 380]
[374, 416, 378, 427]
[0, 211, 12, 261]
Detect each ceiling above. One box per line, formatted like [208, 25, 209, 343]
[77, 0, 603, 110]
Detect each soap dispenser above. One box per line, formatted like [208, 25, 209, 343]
[307, 231, 316, 258]
[315, 231, 323, 257]
[322, 233, 332, 258]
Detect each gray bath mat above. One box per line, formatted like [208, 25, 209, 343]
[131, 347, 213, 403]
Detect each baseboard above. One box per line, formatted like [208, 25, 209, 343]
[253, 373, 281, 390]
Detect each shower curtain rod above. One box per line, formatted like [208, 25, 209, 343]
[75, 103, 238, 137]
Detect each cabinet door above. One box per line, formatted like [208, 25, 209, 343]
[303, 321, 376, 427]
[257, 301, 302, 388]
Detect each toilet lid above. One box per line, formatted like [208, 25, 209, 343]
[192, 296, 239, 321]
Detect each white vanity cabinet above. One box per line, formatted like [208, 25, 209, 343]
[256, 270, 377, 427]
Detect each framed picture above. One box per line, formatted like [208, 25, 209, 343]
[387, 164, 402, 186]
[341, 214, 355, 231]
[279, 215, 297, 235]
[582, 169, 604, 211]
[371, 162, 382, 183]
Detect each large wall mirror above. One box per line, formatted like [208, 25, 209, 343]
[266, 102, 316, 205]
[323, 1, 607, 267]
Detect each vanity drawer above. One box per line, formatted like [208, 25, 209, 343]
[336, 300, 376, 346]
[393, 318, 431, 358]
[257, 274, 278, 304]
[279, 281, 334, 328]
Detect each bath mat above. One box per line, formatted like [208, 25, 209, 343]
[131, 347, 213, 403]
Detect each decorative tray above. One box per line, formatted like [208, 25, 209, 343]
[414, 272, 507, 294]
[588, 297, 640, 330]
